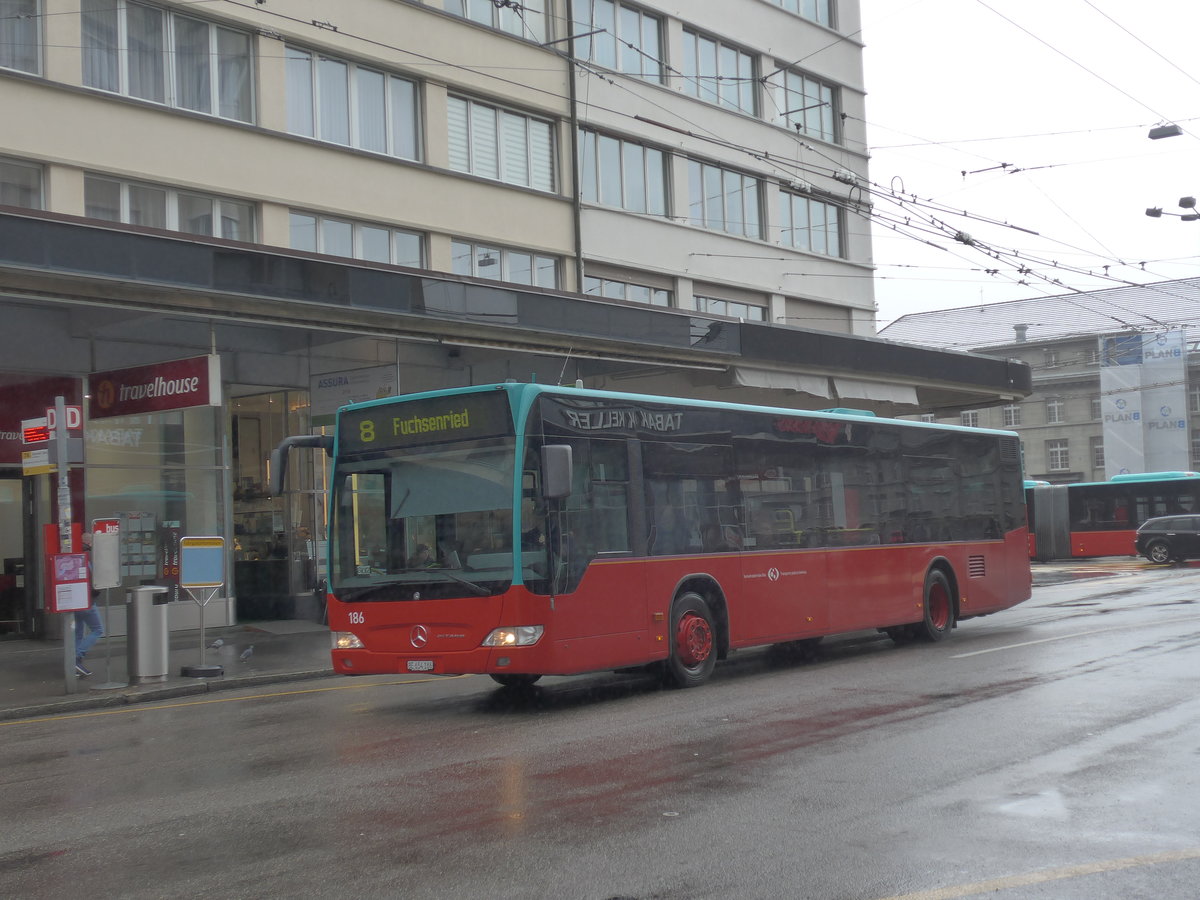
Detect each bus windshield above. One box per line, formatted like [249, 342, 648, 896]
[329, 437, 546, 600]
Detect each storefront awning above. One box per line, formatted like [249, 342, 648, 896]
[731, 366, 831, 397]
[833, 377, 919, 405]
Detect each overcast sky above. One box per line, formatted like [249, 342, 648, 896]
[858, 0, 1200, 328]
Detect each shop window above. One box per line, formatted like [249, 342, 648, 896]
[230, 391, 325, 621]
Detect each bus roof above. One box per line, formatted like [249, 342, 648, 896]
[338, 381, 1021, 439]
[1108, 471, 1200, 483]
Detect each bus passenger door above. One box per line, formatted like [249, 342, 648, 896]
[540, 439, 648, 670]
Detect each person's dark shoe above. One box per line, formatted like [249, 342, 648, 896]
[75, 659, 92, 677]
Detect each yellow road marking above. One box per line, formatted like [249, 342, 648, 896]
[0, 674, 471, 727]
[878, 847, 1200, 899]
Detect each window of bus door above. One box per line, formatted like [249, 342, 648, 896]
[330, 438, 518, 600]
[531, 436, 631, 594]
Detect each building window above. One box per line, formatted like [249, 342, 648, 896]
[688, 160, 761, 238]
[1046, 396, 1065, 424]
[772, 67, 837, 142]
[1190, 383, 1200, 414]
[1192, 429, 1200, 468]
[960, 410, 979, 428]
[1091, 395, 1102, 420]
[1091, 436, 1104, 470]
[285, 47, 419, 160]
[1, 0, 39, 73]
[779, 190, 841, 256]
[1002, 404, 1021, 427]
[578, 131, 666, 215]
[919, 413, 936, 423]
[1047, 438, 1070, 472]
[447, 96, 555, 192]
[290, 212, 423, 268]
[681, 29, 756, 114]
[81, 0, 253, 122]
[571, 0, 662, 82]
[693, 296, 766, 321]
[768, 0, 833, 27]
[0, 156, 42, 208]
[446, 0, 547, 41]
[451, 239, 557, 288]
[583, 276, 670, 307]
[1044, 348, 1059, 367]
[84, 174, 255, 240]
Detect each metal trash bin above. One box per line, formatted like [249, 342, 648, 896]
[127, 586, 169, 683]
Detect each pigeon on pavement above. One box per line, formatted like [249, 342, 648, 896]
[240, 645, 254, 662]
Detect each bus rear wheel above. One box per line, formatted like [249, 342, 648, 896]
[664, 592, 717, 688]
[489, 673, 542, 687]
[915, 569, 954, 642]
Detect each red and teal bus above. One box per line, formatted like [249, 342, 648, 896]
[1026, 471, 1200, 561]
[272, 383, 1031, 688]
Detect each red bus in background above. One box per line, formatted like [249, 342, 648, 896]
[273, 383, 1031, 689]
[1026, 472, 1200, 561]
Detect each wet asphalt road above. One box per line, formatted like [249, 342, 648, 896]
[3, 561, 1199, 899]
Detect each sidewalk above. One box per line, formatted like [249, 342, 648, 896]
[0, 621, 334, 722]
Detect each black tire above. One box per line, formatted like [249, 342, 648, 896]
[663, 592, 717, 688]
[489, 673, 542, 687]
[1146, 540, 1173, 565]
[913, 569, 954, 642]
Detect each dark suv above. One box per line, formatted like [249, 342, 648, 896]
[1135, 515, 1200, 563]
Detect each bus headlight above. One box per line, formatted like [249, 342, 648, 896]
[331, 631, 364, 650]
[481, 625, 544, 647]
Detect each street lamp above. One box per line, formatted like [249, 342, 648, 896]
[1148, 123, 1183, 140]
[1146, 196, 1200, 221]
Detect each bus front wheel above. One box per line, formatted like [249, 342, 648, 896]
[915, 569, 954, 642]
[664, 592, 717, 688]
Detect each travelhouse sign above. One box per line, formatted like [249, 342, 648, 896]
[89, 355, 221, 419]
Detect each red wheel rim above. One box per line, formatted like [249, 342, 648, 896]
[675, 612, 713, 667]
[928, 580, 950, 630]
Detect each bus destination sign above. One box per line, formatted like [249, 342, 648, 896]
[338, 390, 512, 454]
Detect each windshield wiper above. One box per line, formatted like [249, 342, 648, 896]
[427, 569, 491, 596]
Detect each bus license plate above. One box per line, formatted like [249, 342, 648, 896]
[407, 660, 434, 672]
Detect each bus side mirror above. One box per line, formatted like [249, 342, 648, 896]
[541, 444, 573, 499]
[270, 434, 333, 496]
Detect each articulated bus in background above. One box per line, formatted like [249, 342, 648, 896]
[1026, 472, 1200, 561]
[272, 383, 1031, 688]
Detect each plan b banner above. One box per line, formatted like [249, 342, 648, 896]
[1100, 329, 1189, 478]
